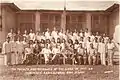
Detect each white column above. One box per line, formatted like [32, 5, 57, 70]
[35, 11, 40, 32]
[61, 12, 66, 32]
[86, 13, 92, 33]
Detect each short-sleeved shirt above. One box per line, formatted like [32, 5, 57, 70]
[107, 43, 115, 50]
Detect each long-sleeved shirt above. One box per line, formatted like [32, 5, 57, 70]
[2, 41, 11, 54]
[98, 42, 106, 53]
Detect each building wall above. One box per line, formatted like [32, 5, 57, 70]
[91, 13, 108, 34]
[108, 6, 119, 37]
[17, 12, 35, 33]
[0, 6, 17, 43]
[16, 11, 108, 34]
[0, 3, 119, 43]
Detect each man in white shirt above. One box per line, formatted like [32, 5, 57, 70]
[84, 28, 90, 38]
[10, 37, 16, 65]
[88, 43, 96, 65]
[51, 45, 61, 62]
[51, 27, 58, 42]
[35, 31, 41, 42]
[98, 38, 106, 65]
[29, 29, 35, 41]
[73, 29, 78, 41]
[41, 44, 52, 64]
[106, 38, 115, 66]
[7, 28, 16, 41]
[40, 32, 46, 41]
[85, 37, 92, 53]
[2, 37, 11, 65]
[45, 28, 51, 40]
[79, 29, 83, 37]
[58, 29, 63, 40]
[103, 33, 109, 44]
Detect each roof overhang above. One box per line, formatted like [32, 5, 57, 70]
[1, 0, 119, 11]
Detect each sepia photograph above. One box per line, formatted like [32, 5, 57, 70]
[0, 0, 120, 80]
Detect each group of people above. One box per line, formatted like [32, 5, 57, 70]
[2, 27, 115, 66]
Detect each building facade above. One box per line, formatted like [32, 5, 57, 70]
[0, 3, 119, 42]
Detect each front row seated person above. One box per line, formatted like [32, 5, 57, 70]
[23, 43, 33, 64]
[41, 44, 52, 65]
[52, 45, 61, 64]
[88, 43, 97, 65]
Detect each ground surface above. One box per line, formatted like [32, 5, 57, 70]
[0, 65, 119, 80]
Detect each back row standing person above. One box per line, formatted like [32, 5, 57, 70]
[2, 37, 11, 65]
[29, 29, 36, 41]
[23, 30, 29, 40]
[45, 28, 51, 40]
[7, 28, 16, 41]
[51, 27, 58, 42]
[2, 37, 24, 65]
[98, 38, 106, 65]
[106, 38, 115, 66]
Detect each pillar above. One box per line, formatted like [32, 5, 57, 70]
[61, 12, 66, 32]
[86, 13, 92, 33]
[0, 7, 6, 42]
[35, 11, 40, 32]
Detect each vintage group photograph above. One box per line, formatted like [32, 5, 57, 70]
[0, 0, 119, 80]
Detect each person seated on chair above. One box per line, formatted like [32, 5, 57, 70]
[23, 43, 33, 65]
[41, 44, 52, 65]
[73, 39, 80, 65]
[77, 43, 84, 65]
[33, 40, 42, 64]
[66, 39, 74, 64]
[52, 45, 61, 64]
[88, 43, 96, 65]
